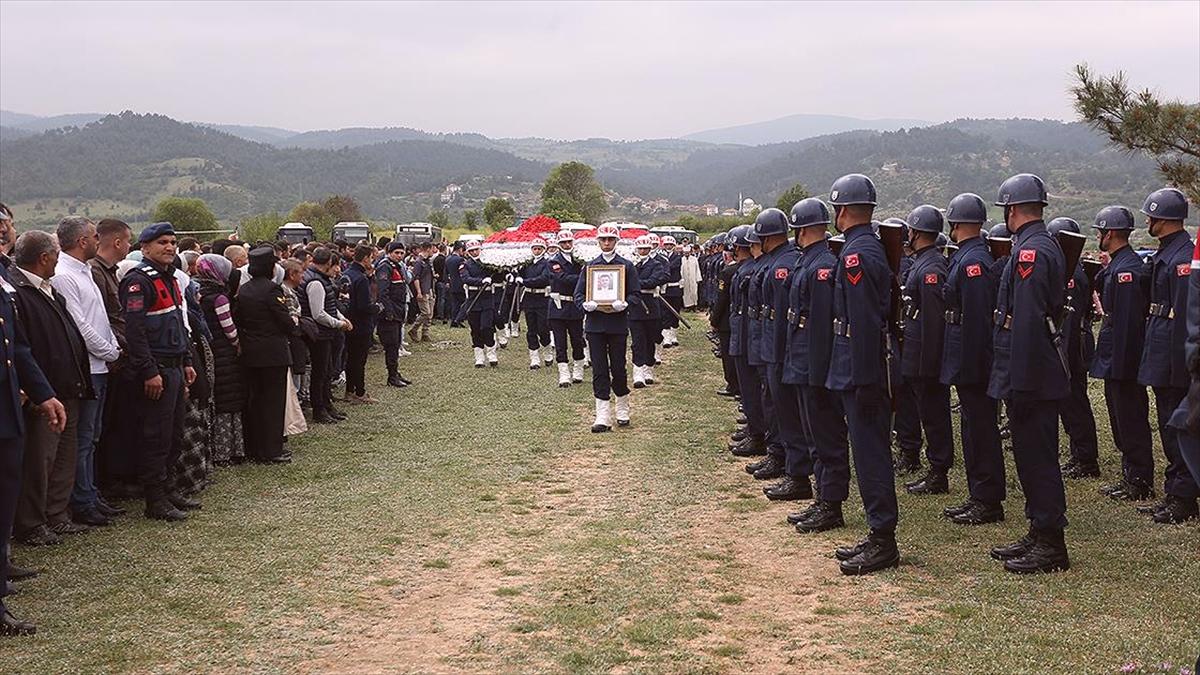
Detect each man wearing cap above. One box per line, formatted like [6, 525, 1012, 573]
[235, 246, 294, 463]
[445, 241, 466, 328]
[118, 222, 198, 521]
[376, 241, 413, 387]
[574, 224, 641, 432]
[1090, 206, 1154, 504]
[547, 231, 586, 386]
[660, 236, 684, 347]
[459, 240, 498, 367]
[629, 236, 668, 388]
[515, 238, 554, 370]
[729, 228, 769, 460]
[1136, 188, 1198, 523]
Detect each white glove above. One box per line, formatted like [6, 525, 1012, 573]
[505, 273, 514, 282]
[611, 300, 628, 312]
[515, 276, 524, 285]
[582, 301, 598, 312]
[482, 277, 492, 285]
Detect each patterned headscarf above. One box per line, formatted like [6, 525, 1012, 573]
[195, 253, 233, 283]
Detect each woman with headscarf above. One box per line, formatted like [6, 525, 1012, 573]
[194, 253, 246, 465]
[171, 252, 216, 497]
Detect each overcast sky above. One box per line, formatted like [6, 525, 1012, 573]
[1, 1, 1197, 140]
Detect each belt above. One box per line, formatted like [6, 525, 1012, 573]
[787, 308, 808, 328]
[768, 308, 776, 321]
[466, 285, 482, 291]
[944, 309, 962, 325]
[666, 282, 683, 288]
[640, 289, 659, 296]
[993, 310, 1012, 330]
[1148, 302, 1175, 319]
[525, 288, 548, 295]
[155, 355, 185, 367]
[833, 318, 851, 337]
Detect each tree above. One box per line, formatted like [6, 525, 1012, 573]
[483, 197, 516, 229]
[463, 210, 480, 231]
[289, 201, 333, 240]
[539, 161, 606, 224]
[538, 195, 584, 224]
[153, 196, 218, 232]
[427, 208, 449, 228]
[1072, 64, 1200, 203]
[239, 212, 287, 243]
[775, 182, 810, 213]
[323, 194, 362, 223]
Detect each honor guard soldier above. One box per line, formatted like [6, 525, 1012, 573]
[900, 206, 955, 496]
[1090, 205, 1155, 503]
[709, 233, 740, 398]
[118, 222, 198, 521]
[941, 194, 1006, 524]
[1165, 227, 1200, 515]
[648, 233, 667, 362]
[783, 198, 848, 531]
[988, 222, 1013, 273]
[1136, 188, 1199, 523]
[887, 216, 924, 476]
[515, 238, 553, 369]
[1046, 217, 1101, 479]
[459, 240, 498, 367]
[630, 235, 668, 388]
[376, 241, 412, 387]
[753, 208, 813, 501]
[547, 231, 586, 387]
[987, 173, 1071, 574]
[727, 226, 770, 457]
[660, 236, 684, 347]
[742, 225, 787, 482]
[825, 174, 901, 575]
[574, 223, 641, 431]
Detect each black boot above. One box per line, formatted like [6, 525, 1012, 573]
[787, 500, 823, 525]
[1151, 495, 1199, 524]
[950, 500, 1004, 525]
[313, 409, 338, 424]
[730, 438, 768, 457]
[751, 455, 785, 480]
[1003, 528, 1069, 574]
[942, 498, 975, 518]
[1136, 498, 1168, 515]
[1061, 459, 1100, 479]
[906, 471, 949, 495]
[744, 457, 773, 475]
[990, 528, 1036, 561]
[729, 427, 750, 443]
[1108, 479, 1154, 502]
[839, 530, 900, 575]
[893, 453, 922, 476]
[796, 501, 845, 533]
[144, 499, 188, 522]
[835, 536, 870, 561]
[763, 476, 813, 501]
[328, 407, 348, 421]
[0, 609, 36, 636]
[168, 493, 201, 511]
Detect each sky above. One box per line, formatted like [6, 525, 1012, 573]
[1, 0, 1198, 140]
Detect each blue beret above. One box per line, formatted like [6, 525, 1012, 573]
[139, 222, 176, 244]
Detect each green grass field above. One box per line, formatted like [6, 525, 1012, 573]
[2, 323, 1197, 673]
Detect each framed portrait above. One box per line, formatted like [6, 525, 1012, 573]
[585, 264, 626, 312]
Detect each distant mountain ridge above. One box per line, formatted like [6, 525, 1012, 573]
[682, 113, 932, 146]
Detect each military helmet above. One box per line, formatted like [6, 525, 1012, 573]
[556, 230, 575, 243]
[1046, 217, 1081, 235]
[1092, 205, 1135, 231]
[465, 239, 482, 252]
[661, 235, 677, 247]
[530, 237, 547, 249]
[753, 207, 790, 238]
[994, 173, 1048, 206]
[647, 233, 661, 246]
[634, 235, 653, 249]
[935, 232, 950, 250]
[1140, 187, 1188, 221]
[947, 193, 988, 224]
[789, 198, 832, 229]
[728, 224, 753, 248]
[596, 223, 621, 239]
[906, 205, 945, 234]
[829, 173, 877, 206]
[988, 222, 1011, 241]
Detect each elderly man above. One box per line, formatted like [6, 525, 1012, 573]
[9, 231, 94, 544]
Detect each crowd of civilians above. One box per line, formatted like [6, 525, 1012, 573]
[0, 202, 451, 635]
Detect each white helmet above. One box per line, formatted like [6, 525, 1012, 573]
[661, 235, 677, 247]
[596, 223, 620, 239]
[556, 230, 575, 243]
[647, 233, 661, 247]
[465, 240, 482, 252]
[634, 235, 653, 249]
[530, 237, 547, 249]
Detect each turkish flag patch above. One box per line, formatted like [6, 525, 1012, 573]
[1117, 271, 1133, 283]
[1067, 279, 1075, 289]
[1019, 249, 1037, 263]
[924, 272, 938, 285]
[965, 264, 982, 278]
[847, 270, 863, 285]
[1178, 263, 1191, 277]
[128, 283, 140, 293]
[551, 264, 562, 272]
[775, 267, 789, 280]
[845, 253, 860, 268]
[124, 293, 144, 312]
[816, 268, 832, 281]
[1017, 264, 1034, 280]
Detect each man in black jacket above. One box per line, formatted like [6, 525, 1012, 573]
[236, 247, 295, 463]
[342, 245, 380, 404]
[709, 242, 738, 397]
[375, 242, 412, 387]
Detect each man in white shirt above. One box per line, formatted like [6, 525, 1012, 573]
[50, 217, 122, 526]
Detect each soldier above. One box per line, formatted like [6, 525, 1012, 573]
[987, 173, 1071, 574]
[629, 235, 668, 388]
[118, 222, 198, 521]
[888, 217, 924, 476]
[648, 233, 667, 363]
[660, 236, 684, 347]
[825, 174, 901, 575]
[515, 238, 553, 369]
[1136, 188, 1198, 523]
[546, 231, 586, 386]
[1165, 226, 1200, 515]
[900, 206, 955, 496]
[375, 241, 412, 387]
[783, 198, 848, 531]
[1047, 217, 1101, 479]
[741, 224, 787, 482]
[1089, 206, 1155, 503]
[728, 226, 769, 458]
[709, 234, 739, 398]
[940, 194, 1006, 524]
[988, 222, 1012, 273]
[459, 240, 498, 368]
[574, 223, 641, 432]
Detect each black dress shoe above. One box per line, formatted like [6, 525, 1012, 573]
[787, 500, 823, 525]
[752, 455, 785, 480]
[839, 532, 899, 575]
[1061, 460, 1101, 479]
[729, 427, 750, 442]
[796, 501, 845, 533]
[1136, 498, 1168, 515]
[1099, 479, 1130, 496]
[313, 410, 338, 424]
[17, 525, 61, 547]
[0, 609, 36, 636]
[1003, 529, 1069, 574]
[1151, 495, 1199, 524]
[72, 508, 112, 527]
[951, 501, 1004, 525]
[387, 374, 408, 388]
[716, 388, 736, 397]
[764, 476, 813, 501]
[591, 422, 611, 433]
[906, 472, 949, 495]
[1108, 480, 1154, 502]
[328, 407, 348, 421]
[96, 499, 126, 517]
[168, 493, 201, 511]
[942, 499, 975, 518]
[145, 500, 188, 522]
[730, 439, 768, 457]
[6, 561, 37, 581]
[893, 455, 922, 476]
[735, 415, 748, 425]
[835, 536, 871, 561]
[990, 529, 1035, 561]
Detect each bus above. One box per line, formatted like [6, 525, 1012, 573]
[649, 225, 699, 245]
[332, 221, 373, 245]
[393, 222, 444, 247]
[276, 222, 314, 245]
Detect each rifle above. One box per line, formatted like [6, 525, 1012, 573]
[452, 287, 483, 324]
[828, 235, 846, 257]
[1081, 257, 1103, 289]
[988, 235, 1013, 261]
[1051, 230, 1088, 377]
[876, 221, 906, 402]
[509, 283, 524, 325]
[658, 296, 693, 330]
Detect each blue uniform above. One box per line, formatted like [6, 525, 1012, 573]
[445, 252, 466, 324]
[573, 254, 641, 400]
[749, 247, 782, 460]
[892, 255, 923, 461]
[1138, 230, 1198, 499]
[1059, 262, 1100, 469]
[901, 245, 955, 476]
[940, 235, 1005, 505]
[761, 242, 812, 480]
[731, 257, 767, 443]
[629, 254, 668, 368]
[546, 252, 585, 364]
[826, 222, 899, 534]
[1167, 238, 1200, 491]
[1091, 245, 1154, 488]
[519, 256, 552, 351]
[460, 256, 496, 349]
[375, 257, 409, 377]
[988, 219, 1069, 532]
[661, 251, 684, 331]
